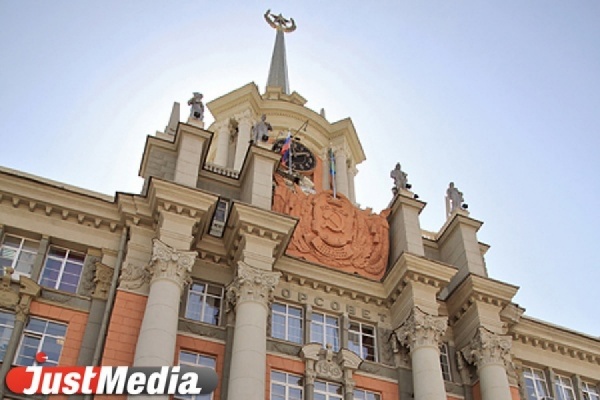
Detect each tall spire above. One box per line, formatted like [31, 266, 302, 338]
[264, 9, 296, 94]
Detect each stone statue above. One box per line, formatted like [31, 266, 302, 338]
[251, 114, 273, 143]
[390, 163, 408, 194]
[187, 92, 204, 121]
[264, 9, 296, 32]
[446, 182, 465, 216]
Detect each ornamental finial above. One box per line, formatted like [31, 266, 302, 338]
[264, 9, 296, 33]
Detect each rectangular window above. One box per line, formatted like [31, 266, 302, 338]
[315, 381, 343, 400]
[439, 343, 452, 381]
[554, 375, 576, 400]
[271, 302, 303, 344]
[271, 370, 303, 400]
[310, 312, 340, 351]
[184, 281, 224, 326]
[0, 234, 38, 277]
[522, 367, 550, 400]
[348, 321, 377, 362]
[582, 381, 600, 400]
[354, 389, 381, 400]
[39, 245, 85, 293]
[0, 311, 15, 362]
[176, 350, 216, 400]
[15, 317, 67, 366]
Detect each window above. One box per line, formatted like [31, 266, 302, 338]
[16, 317, 67, 366]
[271, 370, 303, 400]
[522, 367, 550, 400]
[310, 312, 340, 351]
[582, 381, 600, 400]
[271, 303, 303, 344]
[354, 389, 381, 400]
[439, 343, 452, 381]
[39, 245, 85, 293]
[0, 234, 38, 276]
[554, 375, 576, 400]
[185, 281, 224, 325]
[348, 321, 377, 362]
[0, 311, 15, 362]
[176, 350, 216, 400]
[314, 381, 343, 400]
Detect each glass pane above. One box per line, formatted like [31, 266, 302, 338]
[26, 318, 46, 333]
[271, 371, 286, 383]
[311, 323, 324, 344]
[15, 251, 36, 274]
[48, 247, 67, 259]
[288, 306, 302, 318]
[272, 303, 285, 313]
[207, 284, 222, 296]
[179, 351, 197, 365]
[46, 322, 67, 337]
[67, 251, 85, 263]
[312, 313, 324, 323]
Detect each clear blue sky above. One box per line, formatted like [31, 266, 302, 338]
[1, 1, 599, 335]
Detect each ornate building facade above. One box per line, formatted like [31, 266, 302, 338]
[0, 11, 598, 400]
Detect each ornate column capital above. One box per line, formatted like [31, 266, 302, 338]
[146, 238, 197, 291]
[235, 109, 253, 126]
[461, 327, 513, 370]
[394, 307, 448, 351]
[226, 262, 280, 309]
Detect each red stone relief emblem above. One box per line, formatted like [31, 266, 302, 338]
[273, 175, 390, 280]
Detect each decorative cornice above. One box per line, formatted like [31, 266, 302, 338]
[461, 327, 512, 370]
[394, 307, 448, 351]
[226, 262, 280, 309]
[147, 238, 197, 290]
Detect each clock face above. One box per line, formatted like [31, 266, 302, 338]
[272, 139, 317, 172]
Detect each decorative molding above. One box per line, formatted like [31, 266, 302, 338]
[79, 256, 100, 297]
[226, 262, 280, 309]
[92, 262, 114, 300]
[147, 238, 197, 290]
[119, 263, 150, 292]
[178, 319, 227, 341]
[300, 344, 362, 384]
[461, 327, 512, 370]
[0, 269, 19, 309]
[394, 307, 448, 351]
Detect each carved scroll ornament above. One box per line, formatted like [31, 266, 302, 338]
[394, 307, 448, 351]
[461, 327, 513, 370]
[272, 175, 390, 280]
[226, 262, 280, 309]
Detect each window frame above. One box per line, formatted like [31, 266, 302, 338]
[353, 388, 381, 400]
[0, 310, 15, 362]
[554, 374, 576, 400]
[270, 370, 303, 400]
[348, 320, 378, 362]
[522, 366, 550, 400]
[39, 245, 86, 293]
[310, 311, 340, 351]
[582, 381, 600, 400]
[184, 280, 224, 326]
[175, 350, 216, 400]
[0, 233, 39, 277]
[314, 380, 343, 400]
[15, 317, 67, 366]
[271, 302, 303, 344]
[439, 342, 452, 382]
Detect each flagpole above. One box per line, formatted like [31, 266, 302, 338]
[288, 129, 293, 175]
[329, 147, 337, 198]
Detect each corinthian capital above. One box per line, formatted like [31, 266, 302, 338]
[461, 327, 512, 369]
[226, 262, 280, 309]
[394, 307, 448, 351]
[146, 239, 197, 290]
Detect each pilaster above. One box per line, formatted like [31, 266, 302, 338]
[333, 145, 349, 197]
[387, 192, 426, 263]
[173, 124, 212, 187]
[213, 120, 231, 168]
[239, 145, 281, 210]
[234, 110, 253, 171]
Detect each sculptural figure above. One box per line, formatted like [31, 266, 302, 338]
[446, 182, 465, 216]
[187, 92, 204, 121]
[251, 114, 273, 143]
[390, 163, 408, 193]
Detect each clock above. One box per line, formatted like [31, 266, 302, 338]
[272, 138, 317, 172]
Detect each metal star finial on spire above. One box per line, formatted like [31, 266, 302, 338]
[265, 10, 296, 94]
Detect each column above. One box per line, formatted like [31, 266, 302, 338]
[395, 307, 448, 400]
[214, 120, 230, 168]
[133, 239, 196, 368]
[334, 147, 349, 198]
[347, 163, 357, 204]
[226, 262, 280, 400]
[234, 111, 253, 171]
[461, 327, 513, 400]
